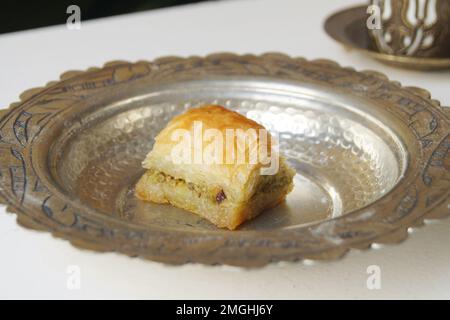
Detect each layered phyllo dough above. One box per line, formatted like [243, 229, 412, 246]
[135, 105, 295, 230]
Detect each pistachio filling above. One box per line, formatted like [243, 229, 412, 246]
[146, 169, 223, 204]
[146, 168, 291, 205]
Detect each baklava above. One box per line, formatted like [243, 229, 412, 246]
[135, 105, 295, 230]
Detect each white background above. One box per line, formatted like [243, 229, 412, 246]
[0, 0, 449, 299]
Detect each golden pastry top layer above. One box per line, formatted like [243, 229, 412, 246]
[142, 105, 280, 203]
[160, 105, 266, 134]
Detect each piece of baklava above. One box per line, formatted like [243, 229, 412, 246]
[135, 105, 295, 230]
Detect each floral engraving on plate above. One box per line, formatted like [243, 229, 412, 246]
[0, 54, 449, 266]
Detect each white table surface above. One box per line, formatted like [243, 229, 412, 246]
[0, 0, 449, 299]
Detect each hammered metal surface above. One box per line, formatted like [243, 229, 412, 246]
[0, 54, 449, 266]
[60, 94, 402, 230]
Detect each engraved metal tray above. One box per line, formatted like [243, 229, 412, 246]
[324, 6, 450, 71]
[0, 53, 449, 267]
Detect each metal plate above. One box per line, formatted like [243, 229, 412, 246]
[324, 6, 450, 71]
[0, 53, 449, 267]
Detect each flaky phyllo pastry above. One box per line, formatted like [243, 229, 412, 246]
[135, 105, 295, 230]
